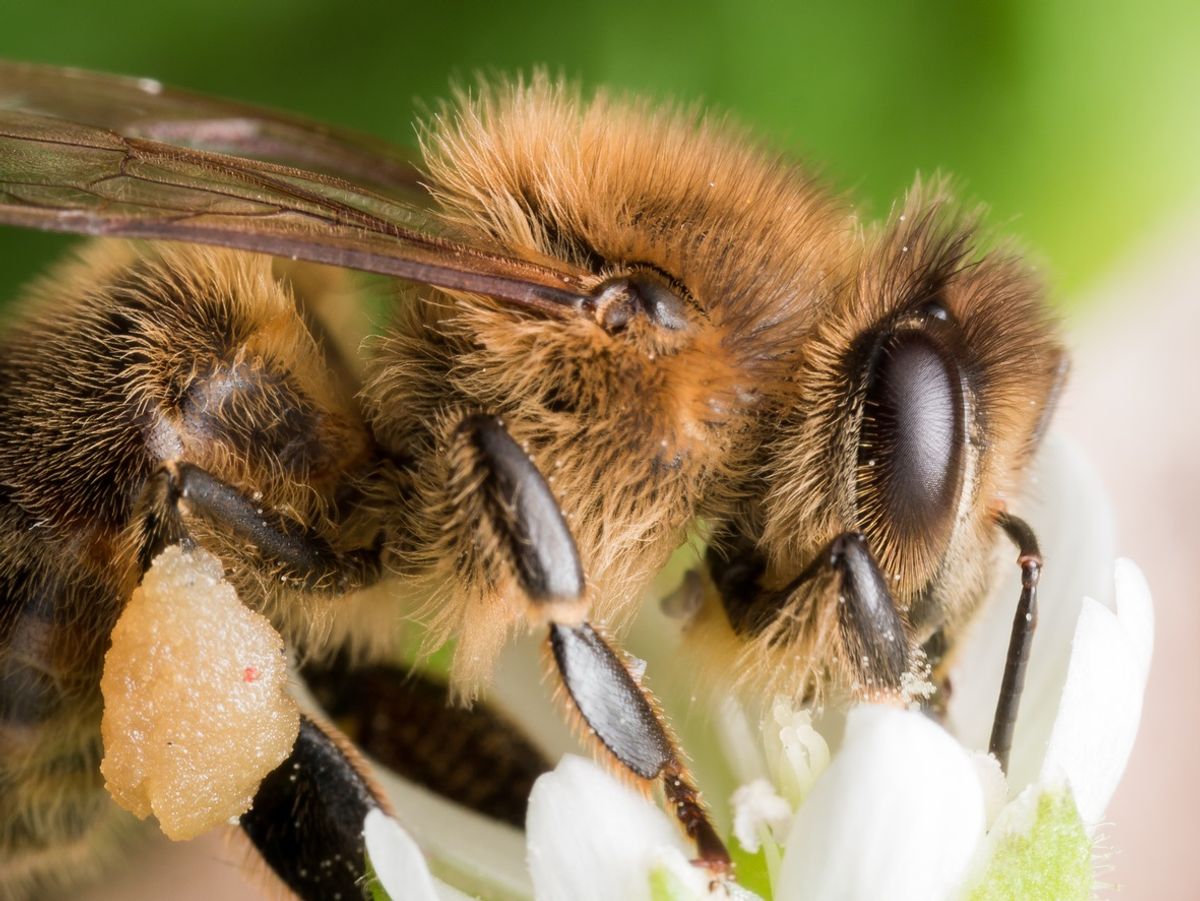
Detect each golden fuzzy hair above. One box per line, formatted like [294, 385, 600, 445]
[0, 70, 1066, 897]
[361, 76, 1063, 703]
[364, 75, 866, 694]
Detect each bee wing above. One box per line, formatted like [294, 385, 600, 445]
[0, 61, 424, 196]
[0, 70, 591, 314]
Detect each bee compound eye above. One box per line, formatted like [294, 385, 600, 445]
[857, 330, 965, 546]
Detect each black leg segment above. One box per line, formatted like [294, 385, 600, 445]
[988, 511, 1043, 772]
[459, 414, 726, 870]
[550, 622, 731, 874]
[241, 715, 385, 901]
[167, 461, 382, 593]
[827, 532, 910, 691]
[708, 526, 911, 692]
[455, 414, 584, 604]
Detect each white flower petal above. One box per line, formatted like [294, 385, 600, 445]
[432, 882, 476, 901]
[1040, 559, 1154, 828]
[1114, 557, 1154, 678]
[374, 767, 531, 898]
[777, 706, 984, 901]
[648, 846, 717, 900]
[948, 434, 1118, 793]
[970, 750, 1009, 827]
[526, 755, 693, 901]
[364, 807, 441, 901]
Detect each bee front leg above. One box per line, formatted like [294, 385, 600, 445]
[240, 715, 391, 901]
[455, 413, 731, 875]
[815, 532, 912, 691]
[708, 527, 913, 694]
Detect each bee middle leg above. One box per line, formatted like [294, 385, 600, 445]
[456, 413, 732, 874]
[548, 620, 732, 873]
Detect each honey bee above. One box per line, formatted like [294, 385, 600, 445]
[0, 62, 1064, 899]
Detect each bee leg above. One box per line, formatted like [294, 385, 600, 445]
[988, 511, 1042, 773]
[708, 528, 911, 691]
[144, 461, 382, 593]
[549, 621, 732, 876]
[303, 655, 551, 828]
[451, 413, 586, 604]
[458, 414, 730, 874]
[240, 714, 390, 901]
[822, 532, 911, 691]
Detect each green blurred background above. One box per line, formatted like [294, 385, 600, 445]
[1, 0, 1198, 307]
[3, 5, 1199, 899]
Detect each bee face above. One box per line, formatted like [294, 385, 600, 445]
[0, 62, 1063, 898]
[706, 201, 1066, 702]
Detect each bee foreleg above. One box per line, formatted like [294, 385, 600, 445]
[240, 714, 390, 901]
[824, 532, 912, 692]
[709, 528, 913, 693]
[145, 462, 382, 593]
[549, 621, 732, 876]
[988, 511, 1042, 773]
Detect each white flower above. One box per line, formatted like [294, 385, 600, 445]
[776, 706, 985, 901]
[730, 779, 793, 853]
[526, 755, 708, 901]
[364, 807, 466, 901]
[364, 435, 1153, 900]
